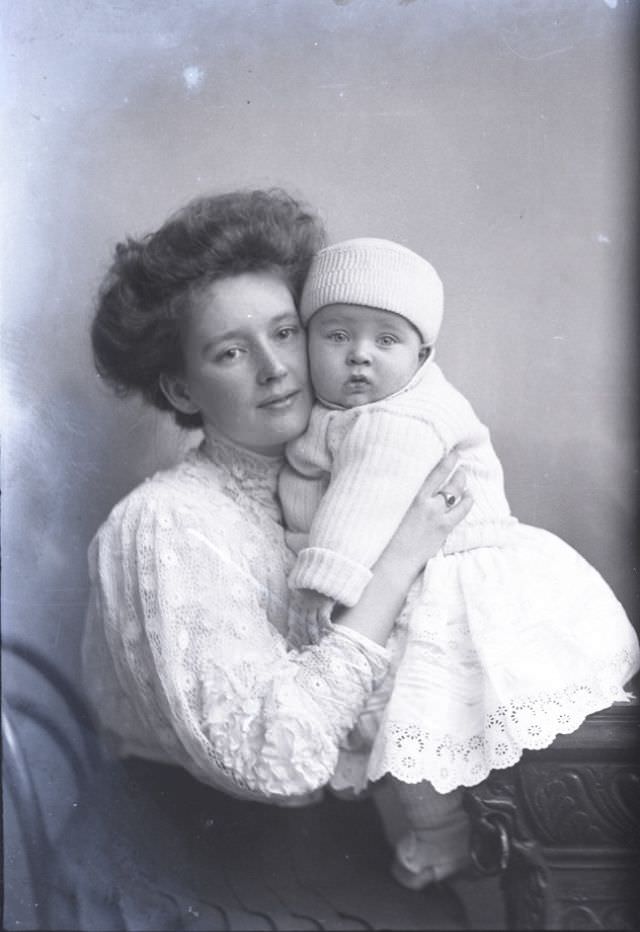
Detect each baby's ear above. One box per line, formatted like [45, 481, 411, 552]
[419, 344, 432, 362]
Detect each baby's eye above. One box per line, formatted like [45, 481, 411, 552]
[378, 334, 398, 346]
[327, 331, 348, 343]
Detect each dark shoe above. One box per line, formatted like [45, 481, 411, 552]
[391, 852, 473, 890]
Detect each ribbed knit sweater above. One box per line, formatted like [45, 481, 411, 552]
[280, 360, 514, 607]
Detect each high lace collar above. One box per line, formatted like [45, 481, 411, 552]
[196, 429, 284, 521]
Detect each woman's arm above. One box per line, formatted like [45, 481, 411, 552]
[84, 486, 387, 800]
[336, 452, 470, 644]
[84, 458, 468, 800]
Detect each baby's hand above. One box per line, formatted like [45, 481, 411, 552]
[298, 589, 334, 645]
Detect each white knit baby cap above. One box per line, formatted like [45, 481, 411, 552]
[300, 237, 444, 345]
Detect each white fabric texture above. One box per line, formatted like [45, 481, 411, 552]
[81, 433, 390, 802]
[299, 237, 444, 345]
[334, 525, 640, 795]
[280, 361, 640, 795]
[281, 360, 513, 607]
[280, 360, 513, 605]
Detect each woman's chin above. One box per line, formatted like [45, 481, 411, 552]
[261, 394, 313, 443]
[265, 407, 312, 447]
[204, 392, 312, 454]
[229, 411, 312, 456]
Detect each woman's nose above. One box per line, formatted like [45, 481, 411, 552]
[257, 345, 287, 383]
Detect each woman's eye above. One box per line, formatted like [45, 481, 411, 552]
[276, 326, 299, 340]
[217, 347, 243, 362]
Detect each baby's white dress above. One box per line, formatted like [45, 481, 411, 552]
[281, 361, 640, 795]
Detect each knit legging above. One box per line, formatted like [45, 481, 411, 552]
[373, 777, 470, 880]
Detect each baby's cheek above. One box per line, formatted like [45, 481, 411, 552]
[310, 355, 339, 402]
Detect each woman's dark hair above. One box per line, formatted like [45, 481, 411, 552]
[92, 188, 326, 428]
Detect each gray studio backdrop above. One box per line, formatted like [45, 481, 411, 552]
[3, 1, 638, 719]
[3, 0, 638, 925]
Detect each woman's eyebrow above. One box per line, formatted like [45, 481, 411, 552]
[200, 332, 244, 357]
[271, 311, 300, 325]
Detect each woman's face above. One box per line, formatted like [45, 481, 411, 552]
[174, 272, 312, 456]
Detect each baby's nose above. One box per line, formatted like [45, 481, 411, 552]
[348, 343, 372, 364]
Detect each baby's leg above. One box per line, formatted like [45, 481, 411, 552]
[374, 778, 471, 889]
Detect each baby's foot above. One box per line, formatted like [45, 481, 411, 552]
[391, 831, 471, 890]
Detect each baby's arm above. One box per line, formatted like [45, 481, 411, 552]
[289, 410, 447, 607]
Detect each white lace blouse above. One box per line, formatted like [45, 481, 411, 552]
[81, 433, 390, 802]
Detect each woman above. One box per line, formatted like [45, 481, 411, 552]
[82, 188, 471, 817]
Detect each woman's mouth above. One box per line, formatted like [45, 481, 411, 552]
[258, 389, 300, 410]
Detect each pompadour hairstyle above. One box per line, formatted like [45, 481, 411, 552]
[92, 188, 326, 428]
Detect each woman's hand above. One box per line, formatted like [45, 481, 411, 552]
[336, 453, 471, 646]
[382, 452, 471, 582]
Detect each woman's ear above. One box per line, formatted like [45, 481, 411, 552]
[159, 373, 200, 415]
[419, 344, 432, 363]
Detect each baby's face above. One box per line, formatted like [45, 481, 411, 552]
[307, 304, 428, 408]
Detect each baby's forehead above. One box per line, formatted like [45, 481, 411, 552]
[310, 303, 411, 330]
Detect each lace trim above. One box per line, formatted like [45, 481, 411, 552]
[367, 654, 637, 793]
[195, 430, 284, 522]
[197, 631, 388, 797]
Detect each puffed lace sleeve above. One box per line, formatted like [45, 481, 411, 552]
[85, 484, 390, 801]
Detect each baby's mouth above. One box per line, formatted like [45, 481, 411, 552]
[346, 374, 371, 388]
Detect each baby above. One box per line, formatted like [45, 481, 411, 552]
[279, 237, 640, 888]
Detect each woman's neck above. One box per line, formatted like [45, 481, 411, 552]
[202, 425, 284, 465]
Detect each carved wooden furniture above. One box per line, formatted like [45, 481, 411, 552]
[6, 634, 637, 930]
[4, 639, 473, 930]
[466, 698, 640, 930]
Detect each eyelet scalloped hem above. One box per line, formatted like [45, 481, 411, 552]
[366, 679, 635, 794]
